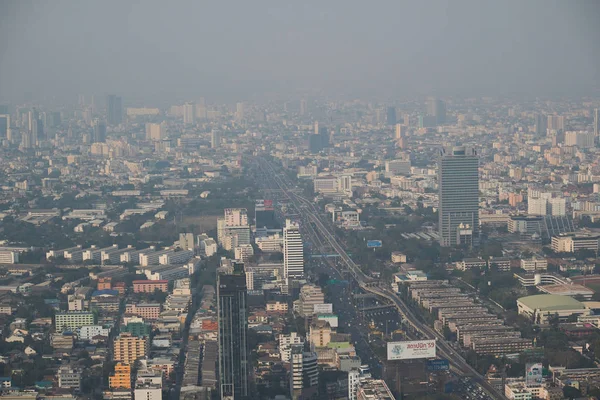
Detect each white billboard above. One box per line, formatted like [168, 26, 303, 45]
[313, 303, 333, 314]
[387, 340, 436, 361]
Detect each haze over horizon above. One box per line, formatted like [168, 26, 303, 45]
[1, 0, 599, 104]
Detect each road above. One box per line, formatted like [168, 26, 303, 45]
[254, 156, 504, 399]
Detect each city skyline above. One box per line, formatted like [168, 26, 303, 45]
[3, 2, 600, 400]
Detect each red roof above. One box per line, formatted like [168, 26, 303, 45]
[132, 280, 168, 285]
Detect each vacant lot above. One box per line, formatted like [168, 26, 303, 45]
[181, 215, 219, 233]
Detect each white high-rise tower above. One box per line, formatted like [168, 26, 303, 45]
[183, 102, 195, 125]
[284, 219, 304, 280]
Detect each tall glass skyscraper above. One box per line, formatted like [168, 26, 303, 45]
[438, 146, 479, 248]
[217, 262, 249, 399]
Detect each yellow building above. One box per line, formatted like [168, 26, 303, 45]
[309, 320, 332, 348]
[113, 333, 148, 364]
[109, 362, 131, 389]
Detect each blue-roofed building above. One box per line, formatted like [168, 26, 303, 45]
[35, 380, 53, 389]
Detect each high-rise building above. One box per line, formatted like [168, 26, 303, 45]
[548, 197, 566, 216]
[235, 102, 245, 121]
[534, 113, 547, 136]
[300, 99, 307, 116]
[284, 219, 304, 280]
[309, 320, 332, 348]
[107, 95, 123, 125]
[51, 111, 61, 127]
[21, 131, 33, 149]
[109, 362, 132, 389]
[339, 175, 352, 195]
[594, 108, 599, 138]
[394, 123, 406, 149]
[179, 233, 195, 251]
[427, 97, 446, 125]
[309, 122, 329, 153]
[224, 208, 248, 226]
[547, 115, 565, 132]
[113, 333, 149, 364]
[92, 119, 106, 143]
[438, 146, 479, 248]
[394, 123, 405, 140]
[527, 196, 548, 216]
[217, 262, 249, 399]
[348, 370, 360, 400]
[298, 284, 325, 317]
[28, 109, 39, 145]
[386, 107, 396, 125]
[183, 102, 195, 125]
[290, 344, 318, 400]
[565, 130, 594, 148]
[194, 103, 207, 120]
[145, 123, 164, 141]
[211, 130, 221, 149]
[0, 114, 9, 138]
[278, 332, 305, 363]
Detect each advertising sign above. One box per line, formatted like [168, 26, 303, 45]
[525, 363, 543, 384]
[387, 340, 436, 361]
[427, 359, 450, 371]
[367, 240, 383, 248]
[313, 303, 333, 314]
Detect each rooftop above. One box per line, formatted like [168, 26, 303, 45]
[518, 294, 586, 311]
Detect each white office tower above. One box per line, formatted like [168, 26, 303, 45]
[348, 369, 360, 400]
[278, 332, 305, 362]
[183, 102, 195, 125]
[548, 197, 566, 216]
[527, 191, 565, 216]
[290, 345, 318, 400]
[339, 175, 352, 195]
[527, 196, 548, 216]
[217, 209, 251, 251]
[284, 219, 304, 280]
[145, 123, 164, 141]
[179, 233, 195, 251]
[564, 131, 595, 148]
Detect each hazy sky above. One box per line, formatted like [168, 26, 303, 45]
[1, 0, 599, 104]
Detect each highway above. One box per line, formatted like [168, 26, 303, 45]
[254, 156, 504, 399]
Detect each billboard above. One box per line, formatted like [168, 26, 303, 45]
[427, 359, 449, 371]
[255, 199, 273, 210]
[313, 303, 333, 314]
[367, 240, 383, 248]
[387, 340, 436, 361]
[526, 363, 543, 384]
